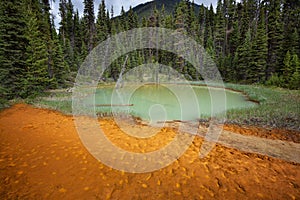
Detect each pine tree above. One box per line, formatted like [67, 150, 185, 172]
[205, 27, 216, 64]
[208, 4, 215, 30]
[40, 0, 57, 81]
[203, 4, 214, 49]
[282, 0, 300, 56]
[59, 0, 68, 45]
[188, 0, 198, 40]
[282, 50, 292, 83]
[0, 0, 27, 98]
[128, 6, 138, 29]
[174, 1, 189, 75]
[119, 6, 128, 31]
[0, 0, 296, 92]
[236, 28, 252, 82]
[96, 0, 108, 42]
[110, 5, 114, 19]
[266, 0, 284, 80]
[228, 16, 239, 55]
[223, 0, 237, 81]
[50, 16, 70, 87]
[66, 0, 75, 48]
[247, 0, 259, 35]
[58, 0, 75, 71]
[203, 26, 217, 81]
[214, 0, 225, 58]
[160, 4, 166, 28]
[289, 53, 300, 89]
[248, 4, 267, 83]
[23, 0, 50, 97]
[198, 4, 206, 45]
[73, 9, 83, 69]
[106, 9, 111, 35]
[83, 0, 96, 53]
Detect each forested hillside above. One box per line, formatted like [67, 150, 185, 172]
[0, 0, 299, 101]
[122, 0, 201, 20]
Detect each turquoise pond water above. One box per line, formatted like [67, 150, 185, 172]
[92, 84, 257, 121]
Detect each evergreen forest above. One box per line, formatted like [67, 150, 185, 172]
[1, 0, 299, 102]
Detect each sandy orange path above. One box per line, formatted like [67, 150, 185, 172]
[0, 104, 299, 199]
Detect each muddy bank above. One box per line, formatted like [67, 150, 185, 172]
[0, 104, 299, 199]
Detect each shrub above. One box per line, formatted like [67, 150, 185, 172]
[265, 73, 285, 87]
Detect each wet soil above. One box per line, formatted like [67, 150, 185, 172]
[0, 104, 299, 199]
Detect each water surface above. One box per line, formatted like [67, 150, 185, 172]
[94, 84, 256, 121]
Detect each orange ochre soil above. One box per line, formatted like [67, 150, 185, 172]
[0, 104, 299, 199]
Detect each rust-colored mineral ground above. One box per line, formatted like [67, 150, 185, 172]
[0, 104, 299, 199]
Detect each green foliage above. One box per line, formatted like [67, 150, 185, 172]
[281, 51, 300, 89]
[236, 28, 252, 82]
[288, 54, 300, 89]
[214, 0, 225, 58]
[83, 0, 96, 53]
[266, 0, 284, 78]
[0, 0, 27, 99]
[289, 71, 300, 90]
[0, 0, 299, 104]
[224, 83, 300, 130]
[265, 73, 285, 88]
[96, 0, 109, 42]
[23, 2, 50, 98]
[248, 5, 268, 83]
[283, 51, 292, 79]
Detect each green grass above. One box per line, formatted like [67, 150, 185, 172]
[29, 89, 73, 114]
[28, 83, 300, 131]
[224, 84, 299, 130]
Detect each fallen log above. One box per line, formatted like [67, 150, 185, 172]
[94, 104, 134, 107]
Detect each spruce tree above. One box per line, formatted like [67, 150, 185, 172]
[50, 16, 70, 87]
[174, 1, 189, 75]
[0, 0, 27, 98]
[66, 0, 75, 48]
[127, 6, 138, 29]
[59, 0, 75, 71]
[289, 54, 300, 89]
[236, 28, 252, 82]
[39, 0, 56, 81]
[266, 0, 284, 80]
[238, 1, 250, 43]
[83, 0, 96, 53]
[23, 0, 50, 97]
[282, 50, 292, 84]
[188, 0, 198, 40]
[249, 4, 268, 83]
[73, 9, 83, 69]
[214, 0, 225, 58]
[282, 0, 300, 56]
[119, 6, 128, 31]
[198, 4, 206, 46]
[96, 0, 108, 42]
[59, 0, 68, 45]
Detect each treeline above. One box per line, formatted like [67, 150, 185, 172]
[0, 0, 68, 100]
[0, 0, 300, 101]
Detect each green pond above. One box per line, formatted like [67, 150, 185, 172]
[93, 84, 256, 121]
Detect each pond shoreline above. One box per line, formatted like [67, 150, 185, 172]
[25, 82, 300, 131]
[5, 102, 300, 142]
